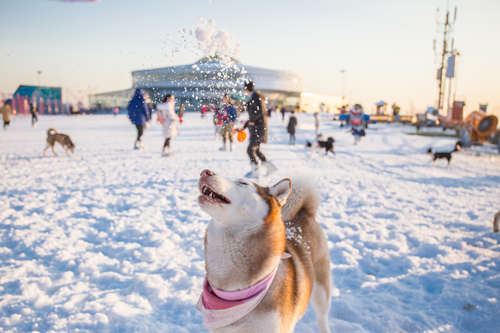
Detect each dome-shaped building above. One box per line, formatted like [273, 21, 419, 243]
[90, 57, 303, 111]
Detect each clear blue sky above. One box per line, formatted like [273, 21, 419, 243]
[1, 0, 499, 115]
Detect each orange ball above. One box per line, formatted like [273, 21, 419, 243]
[237, 130, 247, 142]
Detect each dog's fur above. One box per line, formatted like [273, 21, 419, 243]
[427, 141, 462, 164]
[493, 211, 500, 233]
[44, 128, 75, 156]
[306, 134, 335, 156]
[198, 170, 331, 332]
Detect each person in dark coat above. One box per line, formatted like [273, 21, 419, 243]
[29, 101, 38, 127]
[127, 89, 151, 150]
[1, 99, 12, 130]
[241, 81, 276, 177]
[287, 110, 298, 145]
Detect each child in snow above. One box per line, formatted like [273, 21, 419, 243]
[349, 103, 366, 144]
[212, 105, 223, 139]
[156, 94, 179, 156]
[339, 105, 348, 127]
[287, 110, 297, 145]
[219, 94, 237, 151]
[313, 112, 320, 135]
[200, 105, 208, 118]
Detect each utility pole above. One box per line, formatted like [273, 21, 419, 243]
[434, 5, 458, 114]
[437, 10, 448, 111]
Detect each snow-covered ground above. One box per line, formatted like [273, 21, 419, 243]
[1, 112, 499, 332]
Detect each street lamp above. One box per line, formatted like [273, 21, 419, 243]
[340, 69, 346, 105]
[36, 70, 42, 86]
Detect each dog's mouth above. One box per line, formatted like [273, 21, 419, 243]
[199, 183, 231, 205]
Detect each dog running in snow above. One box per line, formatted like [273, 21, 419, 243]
[427, 141, 462, 164]
[43, 128, 75, 156]
[197, 169, 331, 332]
[306, 134, 335, 156]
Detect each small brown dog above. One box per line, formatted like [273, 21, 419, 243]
[43, 128, 75, 156]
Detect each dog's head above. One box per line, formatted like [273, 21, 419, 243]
[327, 137, 335, 143]
[67, 139, 75, 153]
[454, 141, 462, 152]
[427, 148, 433, 154]
[198, 170, 292, 228]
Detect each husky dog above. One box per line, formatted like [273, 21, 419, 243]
[43, 128, 75, 156]
[427, 141, 462, 164]
[197, 169, 331, 333]
[305, 134, 335, 156]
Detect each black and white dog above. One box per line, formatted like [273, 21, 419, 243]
[427, 141, 462, 164]
[306, 134, 335, 156]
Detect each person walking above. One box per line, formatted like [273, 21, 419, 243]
[339, 105, 348, 127]
[1, 99, 12, 130]
[212, 105, 223, 139]
[29, 101, 38, 127]
[349, 103, 366, 145]
[178, 103, 186, 119]
[287, 110, 298, 145]
[392, 103, 401, 122]
[313, 112, 320, 135]
[127, 89, 151, 150]
[200, 105, 208, 118]
[280, 105, 286, 121]
[219, 94, 237, 151]
[156, 94, 179, 156]
[241, 81, 276, 177]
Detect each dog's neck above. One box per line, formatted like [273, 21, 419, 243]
[205, 206, 285, 291]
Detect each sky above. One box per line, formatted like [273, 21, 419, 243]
[0, 0, 499, 116]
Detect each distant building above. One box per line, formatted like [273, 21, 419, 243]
[89, 57, 304, 111]
[12, 85, 63, 114]
[299, 92, 342, 113]
[88, 88, 134, 110]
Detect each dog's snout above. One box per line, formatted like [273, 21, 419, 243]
[200, 169, 215, 177]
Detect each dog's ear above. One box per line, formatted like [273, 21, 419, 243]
[269, 178, 292, 206]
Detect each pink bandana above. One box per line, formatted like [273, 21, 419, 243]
[197, 266, 279, 329]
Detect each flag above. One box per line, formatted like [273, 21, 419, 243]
[446, 55, 455, 78]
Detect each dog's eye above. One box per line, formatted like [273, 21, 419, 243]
[237, 180, 249, 186]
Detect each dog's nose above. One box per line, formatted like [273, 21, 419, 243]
[200, 169, 215, 177]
